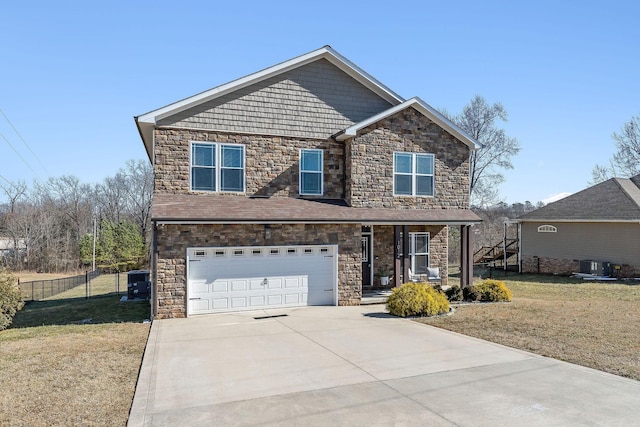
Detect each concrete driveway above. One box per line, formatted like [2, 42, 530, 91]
[129, 306, 640, 426]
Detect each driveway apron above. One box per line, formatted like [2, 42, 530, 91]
[129, 305, 640, 426]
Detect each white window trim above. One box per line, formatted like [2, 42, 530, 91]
[190, 141, 246, 193]
[410, 232, 430, 274]
[393, 152, 435, 197]
[299, 148, 323, 196]
[537, 225, 557, 233]
[399, 232, 431, 273]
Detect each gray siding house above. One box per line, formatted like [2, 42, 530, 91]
[135, 46, 481, 319]
[518, 174, 640, 277]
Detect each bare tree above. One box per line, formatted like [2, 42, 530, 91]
[446, 96, 521, 207]
[120, 159, 153, 239]
[591, 114, 640, 183]
[0, 180, 27, 214]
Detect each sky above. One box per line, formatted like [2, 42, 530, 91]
[1, 0, 638, 205]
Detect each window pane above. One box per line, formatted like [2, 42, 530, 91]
[301, 150, 321, 172]
[416, 176, 434, 196]
[394, 153, 412, 173]
[192, 167, 215, 191]
[395, 175, 412, 195]
[301, 172, 322, 194]
[193, 144, 214, 167]
[416, 154, 433, 174]
[414, 255, 429, 274]
[222, 145, 243, 168]
[414, 234, 429, 254]
[221, 169, 243, 192]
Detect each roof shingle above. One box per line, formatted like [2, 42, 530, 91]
[151, 194, 481, 224]
[519, 175, 640, 222]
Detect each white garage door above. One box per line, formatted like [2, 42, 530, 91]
[187, 245, 337, 315]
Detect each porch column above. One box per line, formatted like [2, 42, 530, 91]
[460, 224, 474, 287]
[394, 226, 401, 287]
[402, 225, 410, 285]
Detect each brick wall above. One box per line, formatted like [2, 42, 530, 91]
[522, 255, 640, 278]
[154, 128, 344, 198]
[346, 107, 470, 209]
[154, 223, 361, 318]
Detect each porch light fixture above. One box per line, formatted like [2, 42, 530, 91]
[265, 225, 272, 239]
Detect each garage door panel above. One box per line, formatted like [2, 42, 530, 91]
[285, 277, 301, 288]
[187, 245, 336, 315]
[212, 281, 228, 292]
[250, 295, 265, 306]
[212, 298, 228, 310]
[231, 297, 247, 308]
[231, 280, 248, 291]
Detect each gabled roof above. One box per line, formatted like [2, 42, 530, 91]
[135, 46, 405, 157]
[518, 175, 640, 222]
[335, 97, 480, 150]
[151, 193, 481, 225]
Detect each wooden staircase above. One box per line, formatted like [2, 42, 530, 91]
[474, 238, 519, 266]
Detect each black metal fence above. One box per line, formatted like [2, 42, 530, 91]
[19, 270, 101, 302]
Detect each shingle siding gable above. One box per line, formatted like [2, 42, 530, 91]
[157, 59, 393, 139]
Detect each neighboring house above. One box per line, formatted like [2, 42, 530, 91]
[518, 174, 640, 277]
[135, 46, 481, 319]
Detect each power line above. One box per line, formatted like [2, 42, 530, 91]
[0, 129, 40, 178]
[0, 108, 51, 176]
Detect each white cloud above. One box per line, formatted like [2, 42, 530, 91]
[542, 192, 572, 204]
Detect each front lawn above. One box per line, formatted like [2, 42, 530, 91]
[418, 274, 640, 380]
[0, 273, 150, 426]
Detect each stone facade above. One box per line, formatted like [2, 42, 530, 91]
[154, 128, 345, 198]
[154, 223, 361, 318]
[521, 255, 579, 276]
[522, 255, 640, 278]
[346, 107, 470, 209]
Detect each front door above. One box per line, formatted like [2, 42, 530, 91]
[361, 234, 372, 287]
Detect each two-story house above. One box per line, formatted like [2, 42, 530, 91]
[135, 46, 481, 319]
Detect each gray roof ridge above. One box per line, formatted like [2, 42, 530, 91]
[614, 177, 640, 210]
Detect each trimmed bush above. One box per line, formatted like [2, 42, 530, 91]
[463, 285, 480, 301]
[445, 285, 463, 302]
[465, 279, 513, 302]
[0, 269, 24, 331]
[387, 282, 449, 317]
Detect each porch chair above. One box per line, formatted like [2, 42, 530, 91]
[408, 267, 442, 284]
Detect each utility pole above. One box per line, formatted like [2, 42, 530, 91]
[92, 217, 96, 271]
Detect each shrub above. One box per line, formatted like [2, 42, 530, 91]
[387, 282, 449, 317]
[466, 279, 513, 302]
[0, 269, 24, 331]
[463, 285, 480, 302]
[445, 285, 463, 302]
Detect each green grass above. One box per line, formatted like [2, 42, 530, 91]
[0, 272, 150, 426]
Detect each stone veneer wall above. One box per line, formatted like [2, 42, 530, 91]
[154, 128, 344, 198]
[154, 223, 361, 319]
[522, 255, 640, 278]
[521, 255, 579, 275]
[346, 107, 470, 209]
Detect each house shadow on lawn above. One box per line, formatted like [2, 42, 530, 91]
[11, 293, 150, 329]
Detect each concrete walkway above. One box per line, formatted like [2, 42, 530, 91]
[129, 306, 640, 426]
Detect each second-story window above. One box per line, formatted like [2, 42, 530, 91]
[191, 142, 245, 192]
[393, 152, 434, 196]
[299, 149, 323, 195]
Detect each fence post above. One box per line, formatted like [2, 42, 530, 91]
[31, 281, 34, 302]
[85, 271, 89, 299]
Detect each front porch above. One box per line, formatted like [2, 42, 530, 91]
[360, 224, 474, 293]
